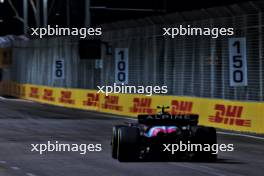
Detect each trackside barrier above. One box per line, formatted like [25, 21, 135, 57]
[4, 82, 264, 134]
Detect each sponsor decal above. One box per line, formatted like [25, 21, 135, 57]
[101, 95, 122, 111]
[209, 104, 251, 127]
[43, 89, 55, 102]
[83, 93, 100, 107]
[170, 100, 193, 115]
[59, 91, 75, 104]
[29, 87, 40, 99]
[129, 97, 156, 114]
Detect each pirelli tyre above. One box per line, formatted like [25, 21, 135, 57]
[192, 126, 217, 161]
[117, 127, 140, 162]
[111, 125, 125, 159]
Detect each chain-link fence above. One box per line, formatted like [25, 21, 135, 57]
[10, 1, 264, 101]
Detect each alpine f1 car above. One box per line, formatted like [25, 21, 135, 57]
[111, 106, 217, 162]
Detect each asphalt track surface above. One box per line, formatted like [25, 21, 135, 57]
[0, 98, 263, 176]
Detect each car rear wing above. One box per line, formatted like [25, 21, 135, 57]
[138, 114, 199, 126]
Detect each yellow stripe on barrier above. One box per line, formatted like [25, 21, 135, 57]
[3, 82, 264, 134]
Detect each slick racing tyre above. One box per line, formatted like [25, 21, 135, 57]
[192, 126, 217, 161]
[111, 125, 125, 159]
[117, 127, 140, 162]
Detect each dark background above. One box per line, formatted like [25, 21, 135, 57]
[0, 0, 259, 36]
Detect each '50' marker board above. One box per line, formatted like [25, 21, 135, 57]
[53, 59, 65, 80]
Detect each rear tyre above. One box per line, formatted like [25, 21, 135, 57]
[111, 125, 124, 159]
[192, 126, 217, 161]
[117, 127, 140, 162]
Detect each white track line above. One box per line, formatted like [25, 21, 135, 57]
[199, 165, 244, 176]
[0, 96, 33, 103]
[10, 166, 20, 170]
[88, 111, 137, 121]
[174, 163, 226, 176]
[217, 131, 264, 140]
[26, 173, 37, 176]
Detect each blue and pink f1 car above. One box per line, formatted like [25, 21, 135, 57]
[111, 106, 217, 162]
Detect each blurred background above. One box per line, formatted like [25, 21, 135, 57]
[0, 1, 263, 176]
[0, 0, 263, 101]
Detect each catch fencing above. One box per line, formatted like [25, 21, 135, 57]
[8, 1, 264, 101]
